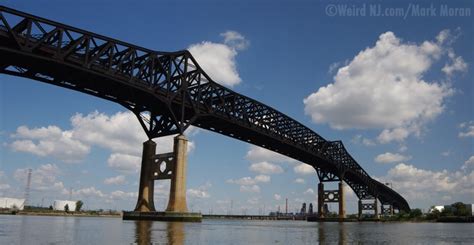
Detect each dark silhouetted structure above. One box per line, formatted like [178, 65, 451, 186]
[0, 6, 410, 220]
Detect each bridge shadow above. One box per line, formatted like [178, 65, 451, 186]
[134, 220, 185, 245]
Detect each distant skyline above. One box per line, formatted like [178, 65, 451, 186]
[0, 0, 473, 214]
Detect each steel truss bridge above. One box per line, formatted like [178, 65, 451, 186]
[0, 6, 409, 212]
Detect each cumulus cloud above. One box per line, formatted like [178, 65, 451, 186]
[274, 194, 282, 201]
[293, 163, 315, 175]
[70, 111, 146, 155]
[9, 111, 196, 166]
[188, 30, 248, 87]
[377, 163, 474, 203]
[442, 50, 468, 76]
[304, 188, 314, 195]
[374, 152, 412, 164]
[109, 190, 137, 200]
[220, 30, 250, 50]
[249, 161, 284, 174]
[10, 126, 90, 162]
[227, 175, 270, 186]
[107, 153, 141, 174]
[294, 178, 305, 184]
[304, 30, 463, 143]
[104, 175, 126, 185]
[246, 146, 294, 163]
[14, 164, 65, 191]
[462, 156, 474, 171]
[187, 181, 212, 199]
[240, 185, 260, 193]
[351, 134, 375, 146]
[73, 187, 105, 198]
[458, 121, 474, 138]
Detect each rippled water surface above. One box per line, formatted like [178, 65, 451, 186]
[0, 215, 473, 244]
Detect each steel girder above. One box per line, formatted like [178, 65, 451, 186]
[0, 6, 409, 212]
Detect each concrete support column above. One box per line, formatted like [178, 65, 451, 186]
[134, 140, 157, 212]
[358, 200, 362, 219]
[166, 135, 189, 212]
[374, 199, 378, 218]
[318, 183, 324, 218]
[338, 181, 345, 219]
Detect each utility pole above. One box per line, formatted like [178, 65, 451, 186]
[24, 169, 32, 208]
[285, 198, 288, 215]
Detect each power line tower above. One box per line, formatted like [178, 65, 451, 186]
[24, 169, 32, 208]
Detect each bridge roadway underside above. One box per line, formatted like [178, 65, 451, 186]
[0, 5, 410, 215]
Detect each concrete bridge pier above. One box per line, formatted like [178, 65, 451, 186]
[123, 135, 201, 222]
[134, 140, 157, 212]
[317, 181, 346, 220]
[166, 134, 189, 212]
[358, 198, 379, 220]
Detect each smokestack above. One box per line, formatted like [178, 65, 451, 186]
[285, 198, 288, 214]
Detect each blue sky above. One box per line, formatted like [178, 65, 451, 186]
[0, 0, 472, 214]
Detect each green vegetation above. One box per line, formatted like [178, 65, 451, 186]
[75, 200, 84, 212]
[64, 204, 69, 213]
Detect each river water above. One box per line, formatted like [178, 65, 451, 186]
[0, 215, 473, 244]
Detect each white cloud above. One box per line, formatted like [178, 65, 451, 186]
[293, 163, 315, 175]
[458, 121, 474, 138]
[442, 50, 468, 76]
[73, 187, 105, 198]
[375, 152, 412, 164]
[227, 175, 270, 186]
[398, 145, 408, 152]
[70, 111, 146, 155]
[249, 161, 284, 174]
[274, 194, 282, 201]
[220, 30, 250, 50]
[304, 188, 314, 195]
[187, 181, 212, 199]
[107, 153, 141, 174]
[71, 111, 196, 155]
[304, 30, 458, 143]
[104, 175, 126, 185]
[13, 164, 65, 192]
[351, 134, 375, 146]
[109, 190, 137, 200]
[254, 175, 271, 183]
[10, 126, 90, 162]
[187, 189, 210, 199]
[246, 146, 294, 163]
[189, 31, 249, 88]
[377, 127, 411, 144]
[462, 156, 474, 171]
[441, 151, 451, 157]
[294, 178, 305, 184]
[240, 185, 260, 193]
[377, 163, 473, 203]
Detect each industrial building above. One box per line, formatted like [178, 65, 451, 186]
[53, 200, 77, 211]
[0, 197, 25, 210]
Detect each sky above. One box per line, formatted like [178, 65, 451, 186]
[0, 0, 472, 214]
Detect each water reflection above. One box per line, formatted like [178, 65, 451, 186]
[134, 220, 185, 245]
[134, 221, 152, 245]
[317, 222, 347, 244]
[166, 222, 185, 245]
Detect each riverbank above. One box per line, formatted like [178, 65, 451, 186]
[0, 209, 121, 218]
[1, 210, 472, 222]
